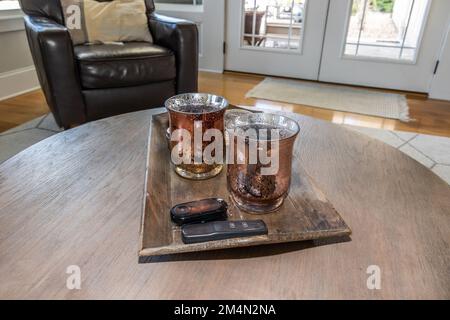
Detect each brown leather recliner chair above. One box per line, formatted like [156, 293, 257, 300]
[19, 0, 198, 129]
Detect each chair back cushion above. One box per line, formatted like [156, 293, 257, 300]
[60, 0, 153, 45]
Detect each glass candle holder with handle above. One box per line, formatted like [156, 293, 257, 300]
[166, 93, 228, 180]
[226, 113, 300, 213]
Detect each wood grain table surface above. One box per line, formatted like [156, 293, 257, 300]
[0, 107, 449, 299]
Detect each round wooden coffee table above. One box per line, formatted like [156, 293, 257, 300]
[0, 107, 449, 299]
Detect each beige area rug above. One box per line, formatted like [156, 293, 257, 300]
[1, 113, 449, 185]
[246, 78, 410, 121]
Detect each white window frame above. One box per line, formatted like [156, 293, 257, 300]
[340, 0, 433, 65]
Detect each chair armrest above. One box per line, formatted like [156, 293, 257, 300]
[24, 16, 86, 128]
[148, 14, 198, 94]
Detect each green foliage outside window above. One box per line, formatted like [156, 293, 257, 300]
[373, 0, 395, 13]
[351, 0, 395, 15]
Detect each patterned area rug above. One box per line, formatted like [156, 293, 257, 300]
[0, 113, 62, 163]
[0, 113, 449, 185]
[343, 125, 450, 185]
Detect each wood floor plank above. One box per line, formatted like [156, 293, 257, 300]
[0, 90, 49, 132]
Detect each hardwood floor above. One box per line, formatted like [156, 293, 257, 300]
[0, 90, 48, 133]
[1, 71, 450, 137]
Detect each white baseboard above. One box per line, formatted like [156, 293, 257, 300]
[0, 66, 40, 101]
[199, 68, 224, 74]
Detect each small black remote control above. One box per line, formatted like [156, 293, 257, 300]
[170, 198, 228, 226]
[181, 220, 268, 244]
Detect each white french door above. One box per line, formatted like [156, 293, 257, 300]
[319, 0, 450, 92]
[225, 0, 329, 80]
[225, 0, 450, 92]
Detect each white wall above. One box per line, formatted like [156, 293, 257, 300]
[0, 30, 33, 73]
[155, 0, 225, 72]
[0, 4, 39, 100]
[0, 31, 40, 101]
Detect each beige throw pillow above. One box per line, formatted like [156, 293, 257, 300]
[60, 0, 153, 45]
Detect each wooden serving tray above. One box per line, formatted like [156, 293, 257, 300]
[139, 112, 351, 257]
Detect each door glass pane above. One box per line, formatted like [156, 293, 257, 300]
[344, 0, 430, 61]
[242, 0, 307, 50]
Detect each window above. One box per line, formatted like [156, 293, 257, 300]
[0, 0, 20, 11]
[242, 0, 307, 51]
[343, 0, 430, 62]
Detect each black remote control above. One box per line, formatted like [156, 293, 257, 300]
[181, 220, 268, 244]
[170, 198, 228, 226]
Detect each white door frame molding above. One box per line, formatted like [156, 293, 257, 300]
[155, 0, 225, 73]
